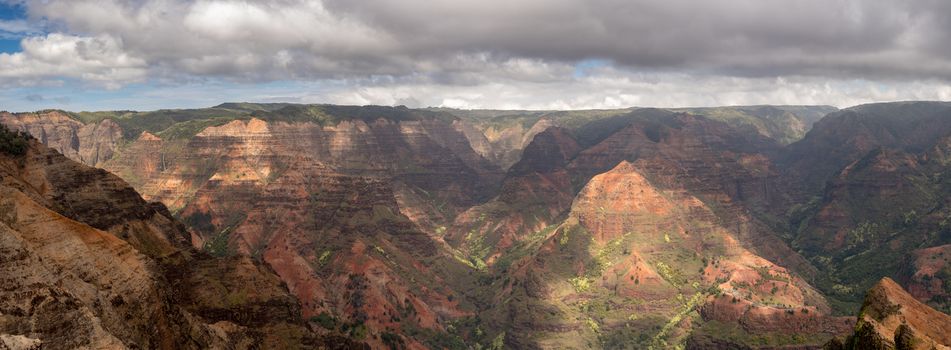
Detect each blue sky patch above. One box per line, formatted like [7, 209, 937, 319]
[0, 2, 27, 20]
[0, 39, 19, 53]
[573, 59, 611, 78]
[0, 1, 32, 53]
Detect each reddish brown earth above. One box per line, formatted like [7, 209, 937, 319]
[0, 110, 121, 167]
[451, 111, 815, 279]
[784, 103, 951, 311]
[905, 245, 951, 300]
[484, 161, 848, 348]
[95, 117, 495, 348]
[446, 127, 581, 264]
[456, 116, 559, 170]
[0, 134, 362, 349]
[4, 102, 949, 349]
[825, 278, 951, 350]
[898, 245, 951, 312]
[565, 113, 812, 274]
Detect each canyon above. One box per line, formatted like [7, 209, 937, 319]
[1, 102, 949, 349]
[0, 127, 361, 349]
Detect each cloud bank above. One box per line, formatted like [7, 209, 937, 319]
[2, 0, 951, 109]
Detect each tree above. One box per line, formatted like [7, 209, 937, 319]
[0, 124, 30, 156]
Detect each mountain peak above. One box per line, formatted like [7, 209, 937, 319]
[827, 277, 951, 350]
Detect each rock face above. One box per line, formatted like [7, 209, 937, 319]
[0, 110, 121, 167]
[443, 109, 579, 170]
[95, 115, 499, 348]
[486, 161, 848, 349]
[7, 102, 950, 350]
[450, 110, 814, 278]
[0, 129, 358, 349]
[107, 117, 501, 212]
[447, 105, 833, 169]
[897, 245, 951, 314]
[784, 102, 951, 310]
[672, 105, 836, 145]
[446, 127, 581, 265]
[826, 278, 951, 350]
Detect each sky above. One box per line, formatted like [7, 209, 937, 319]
[1, 0, 951, 112]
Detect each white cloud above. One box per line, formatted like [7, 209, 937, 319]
[310, 70, 951, 110]
[0, 0, 950, 109]
[0, 33, 147, 88]
[0, 19, 35, 34]
[0, 17, 43, 39]
[5, 69, 951, 113]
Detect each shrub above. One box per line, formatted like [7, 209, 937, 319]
[350, 323, 368, 339]
[309, 312, 337, 330]
[0, 124, 30, 156]
[381, 332, 405, 350]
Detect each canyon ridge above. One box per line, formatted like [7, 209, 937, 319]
[1, 102, 949, 349]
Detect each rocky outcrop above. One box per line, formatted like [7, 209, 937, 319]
[897, 245, 951, 313]
[0, 132, 356, 349]
[446, 127, 581, 264]
[104, 131, 167, 190]
[0, 111, 121, 167]
[105, 117, 501, 212]
[826, 278, 951, 350]
[786, 102, 951, 307]
[785, 102, 951, 192]
[9, 102, 947, 350]
[574, 112, 812, 276]
[1, 133, 192, 258]
[490, 161, 845, 349]
[0, 187, 176, 349]
[456, 116, 557, 169]
[2, 108, 507, 347]
[95, 117, 488, 348]
[446, 105, 832, 169]
[449, 110, 814, 275]
[673, 105, 836, 146]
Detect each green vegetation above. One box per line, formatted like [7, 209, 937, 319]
[70, 107, 252, 139]
[673, 105, 835, 145]
[455, 211, 498, 271]
[401, 323, 468, 350]
[649, 292, 705, 349]
[381, 331, 406, 350]
[155, 117, 244, 139]
[309, 312, 337, 330]
[569, 276, 594, 292]
[202, 226, 234, 257]
[317, 250, 333, 266]
[344, 322, 369, 340]
[571, 108, 678, 147]
[654, 261, 687, 287]
[894, 324, 917, 350]
[439, 107, 633, 134]
[62, 103, 461, 142]
[690, 320, 826, 348]
[22, 101, 949, 348]
[929, 265, 951, 313]
[488, 332, 506, 350]
[0, 124, 30, 156]
[347, 205, 409, 227]
[789, 143, 951, 314]
[492, 224, 559, 273]
[183, 211, 215, 235]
